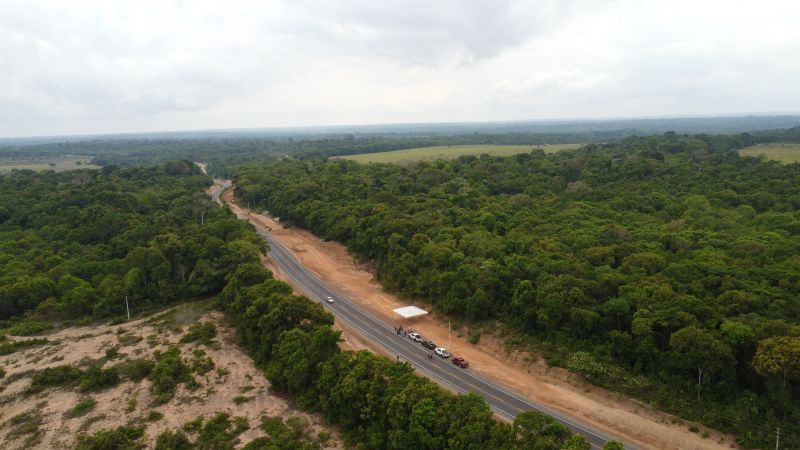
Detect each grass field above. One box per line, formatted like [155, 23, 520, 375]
[0, 155, 99, 172]
[739, 143, 800, 164]
[337, 144, 583, 164]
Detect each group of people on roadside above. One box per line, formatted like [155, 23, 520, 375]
[394, 326, 435, 360]
[394, 325, 413, 336]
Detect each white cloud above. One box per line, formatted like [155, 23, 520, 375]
[0, 0, 798, 136]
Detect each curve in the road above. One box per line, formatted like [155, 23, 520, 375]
[254, 226, 635, 450]
[211, 180, 231, 204]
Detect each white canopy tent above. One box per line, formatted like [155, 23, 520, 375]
[393, 306, 428, 319]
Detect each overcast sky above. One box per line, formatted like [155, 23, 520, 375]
[1, 0, 799, 137]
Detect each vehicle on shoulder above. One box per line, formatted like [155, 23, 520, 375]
[434, 347, 450, 358]
[452, 357, 469, 368]
[421, 339, 436, 349]
[408, 332, 423, 342]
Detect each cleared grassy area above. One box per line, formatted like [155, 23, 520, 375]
[739, 143, 800, 164]
[0, 155, 98, 172]
[337, 144, 582, 164]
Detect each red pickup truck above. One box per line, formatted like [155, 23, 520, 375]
[452, 357, 469, 368]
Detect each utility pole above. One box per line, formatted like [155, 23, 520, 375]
[775, 427, 780, 450]
[448, 321, 451, 351]
[125, 296, 130, 321]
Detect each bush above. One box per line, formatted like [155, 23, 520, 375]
[146, 410, 164, 422]
[469, 329, 482, 345]
[75, 425, 145, 450]
[105, 347, 120, 360]
[108, 316, 127, 326]
[5, 321, 51, 336]
[28, 365, 83, 392]
[149, 347, 192, 404]
[154, 430, 193, 450]
[245, 416, 319, 450]
[180, 321, 217, 346]
[602, 442, 625, 450]
[65, 398, 97, 418]
[0, 338, 49, 356]
[233, 395, 252, 405]
[6, 409, 43, 438]
[117, 358, 154, 381]
[79, 366, 121, 392]
[191, 352, 215, 375]
[565, 351, 622, 384]
[118, 334, 143, 347]
[182, 417, 203, 433]
[0, 366, 5, 379]
[195, 413, 248, 450]
[125, 398, 137, 413]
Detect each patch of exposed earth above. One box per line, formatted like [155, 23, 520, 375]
[0, 305, 341, 449]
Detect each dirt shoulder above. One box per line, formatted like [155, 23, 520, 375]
[226, 199, 737, 450]
[0, 305, 341, 450]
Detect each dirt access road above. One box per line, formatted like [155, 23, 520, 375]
[218, 182, 736, 450]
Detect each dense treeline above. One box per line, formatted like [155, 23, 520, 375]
[234, 132, 800, 448]
[219, 261, 610, 450]
[2, 120, 796, 179]
[0, 161, 263, 324]
[0, 133, 613, 178]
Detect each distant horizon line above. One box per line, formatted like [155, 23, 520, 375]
[2, 111, 800, 142]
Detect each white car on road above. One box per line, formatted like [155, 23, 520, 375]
[434, 347, 451, 358]
[408, 332, 423, 342]
[325, 296, 334, 303]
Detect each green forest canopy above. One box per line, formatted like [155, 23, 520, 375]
[0, 161, 263, 324]
[0, 161, 609, 450]
[234, 132, 800, 448]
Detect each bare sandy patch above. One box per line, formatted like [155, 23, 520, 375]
[0, 306, 341, 450]
[226, 199, 736, 450]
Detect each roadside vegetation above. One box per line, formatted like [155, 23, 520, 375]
[219, 261, 608, 449]
[234, 131, 800, 448]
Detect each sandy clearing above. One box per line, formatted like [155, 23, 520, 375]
[0, 308, 341, 450]
[225, 198, 737, 450]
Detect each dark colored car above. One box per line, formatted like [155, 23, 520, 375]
[421, 339, 436, 349]
[452, 357, 469, 368]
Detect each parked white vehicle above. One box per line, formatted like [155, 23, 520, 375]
[434, 347, 451, 358]
[408, 332, 423, 342]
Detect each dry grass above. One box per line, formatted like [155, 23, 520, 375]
[0, 155, 99, 172]
[336, 143, 582, 164]
[739, 143, 800, 164]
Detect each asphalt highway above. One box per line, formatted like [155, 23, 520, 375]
[252, 225, 634, 450]
[211, 180, 231, 204]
